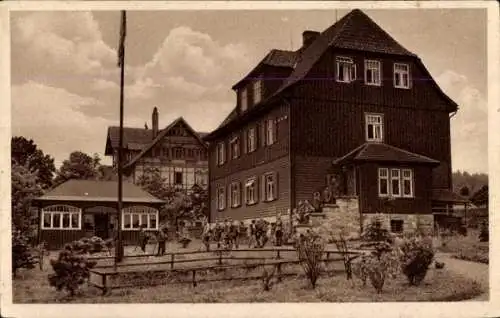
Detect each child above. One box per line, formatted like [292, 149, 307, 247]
[248, 220, 256, 248]
[156, 227, 167, 256]
[138, 224, 149, 253]
[275, 217, 283, 247]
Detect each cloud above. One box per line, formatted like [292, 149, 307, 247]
[12, 82, 113, 167]
[436, 70, 488, 174]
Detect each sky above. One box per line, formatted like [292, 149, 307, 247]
[10, 8, 488, 173]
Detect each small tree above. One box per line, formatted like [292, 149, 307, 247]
[295, 231, 325, 289]
[12, 229, 38, 278]
[48, 239, 99, 297]
[479, 222, 489, 242]
[399, 237, 434, 286]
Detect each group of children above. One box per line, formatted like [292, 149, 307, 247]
[200, 216, 286, 250]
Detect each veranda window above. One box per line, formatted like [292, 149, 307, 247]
[41, 205, 81, 230]
[122, 206, 159, 231]
[378, 168, 389, 196]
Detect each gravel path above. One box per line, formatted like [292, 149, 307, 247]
[435, 252, 489, 301]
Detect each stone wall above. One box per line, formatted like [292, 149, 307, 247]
[315, 197, 361, 240]
[362, 213, 434, 236]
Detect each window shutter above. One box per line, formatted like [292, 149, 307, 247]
[242, 131, 247, 154]
[261, 121, 267, 147]
[273, 119, 278, 143]
[228, 183, 231, 209]
[351, 64, 357, 81]
[261, 175, 266, 202]
[238, 182, 242, 206]
[274, 172, 279, 200]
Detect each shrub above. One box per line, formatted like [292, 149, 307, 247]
[261, 265, 277, 291]
[399, 237, 434, 286]
[361, 215, 392, 244]
[48, 242, 97, 296]
[12, 230, 38, 278]
[479, 222, 489, 242]
[295, 231, 325, 289]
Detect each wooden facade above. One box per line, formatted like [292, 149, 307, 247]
[204, 9, 459, 228]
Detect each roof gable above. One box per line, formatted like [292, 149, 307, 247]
[124, 117, 208, 170]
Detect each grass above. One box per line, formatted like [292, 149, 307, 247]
[12, 239, 484, 303]
[436, 229, 489, 264]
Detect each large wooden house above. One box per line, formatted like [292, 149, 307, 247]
[104, 107, 209, 192]
[203, 9, 461, 234]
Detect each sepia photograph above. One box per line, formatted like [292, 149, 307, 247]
[2, 0, 498, 316]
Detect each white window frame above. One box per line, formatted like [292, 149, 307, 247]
[378, 168, 389, 197]
[394, 63, 410, 89]
[230, 136, 240, 160]
[390, 169, 402, 197]
[122, 206, 159, 231]
[241, 88, 248, 111]
[365, 59, 381, 86]
[245, 177, 257, 205]
[217, 186, 226, 211]
[264, 173, 277, 202]
[402, 169, 414, 197]
[230, 182, 241, 208]
[216, 142, 225, 166]
[336, 56, 356, 83]
[253, 80, 262, 105]
[265, 119, 276, 146]
[247, 127, 256, 153]
[41, 205, 82, 230]
[365, 113, 384, 142]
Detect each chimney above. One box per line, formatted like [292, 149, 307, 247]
[152, 107, 159, 138]
[302, 30, 320, 48]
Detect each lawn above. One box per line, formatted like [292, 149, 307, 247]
[12, 240, 484, 303]
[436, 229, 489, 264]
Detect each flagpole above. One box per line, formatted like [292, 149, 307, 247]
[115, 10, 127, 269]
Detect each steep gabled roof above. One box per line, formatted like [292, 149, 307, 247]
[333, 142, 440, 166]
[33, 179, 165, 204]
[205, 9, 458, 141]
[123, 117, 208, 170]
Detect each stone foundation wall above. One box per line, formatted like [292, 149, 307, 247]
[315, 197, 361, 240]
[362, 213, 434, 236]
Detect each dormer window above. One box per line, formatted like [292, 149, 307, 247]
[365, 113, 384, 142]
[365, 60, 381, 86]
[394, 63, 410, 89]
[253, 80, 263, 105]
[336, 56, 356, 83]
[240, 88, 248, 112]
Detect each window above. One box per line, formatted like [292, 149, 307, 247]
[265, 119, 276, 146]
[173, 147, 184, 159]
[378, 168, 389, 196]
[230, 136, 240, 159]
[175, 171, 183, 185]
[402, 169, 414, 197]
[391, 169, 401, 197]
[217, 142, 225, 165]
[245, 177, 257, 205]
[336, 56, 356, 83]
[394, 63, 410, 88]
[230, 182, 241, 208]
[241, 88, 248, 112]
[122, 206, 158, 231]
[378, 168, 414, 198]
[217, 186, 226, 211]
[247, 127, 256, 153]
[390, 220, 404, 233]
[253, 80, 262, 105]
[41, 205, 81, 230]
[365, 114, 384, 142]
[264, 173, 277, 202]
[365, 60, 381, 86]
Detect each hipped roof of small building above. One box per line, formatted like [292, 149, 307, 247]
[33, 179, 165, 204]
[431, 189, 470, 204]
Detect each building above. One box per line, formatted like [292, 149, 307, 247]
[104, 107, 209, 192]
[203, 9, 461, 234]
[33, 179, 165, 249]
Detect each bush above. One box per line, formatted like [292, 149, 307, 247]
[261, 265, 277, 291]
[12, 230, 38, 278]
[479, 222, 488, 242]
[361, 215, 392, 243]
[399, 237, 434, 286]
[48, 241, 97, 296]
[295, 231, 325, 289]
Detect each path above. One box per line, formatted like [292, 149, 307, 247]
[435, 252, 489, 301]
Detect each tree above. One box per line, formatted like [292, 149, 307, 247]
[11, 162, 43, 239]
[54, 151, 101, 185]
[11, 136, 56, 189]
[459, 185, 470, 197]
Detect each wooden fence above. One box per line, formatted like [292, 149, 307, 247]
[88, 248, 361, 295]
